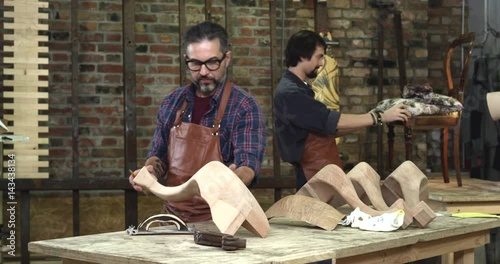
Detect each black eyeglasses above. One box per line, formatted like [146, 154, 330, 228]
[185, 53, 227, 72]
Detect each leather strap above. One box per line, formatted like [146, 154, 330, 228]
[173, 80, 232, 132]
[212, 80, 232, 133]
[174, 101, 188, 126]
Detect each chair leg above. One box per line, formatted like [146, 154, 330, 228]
[442, 128, 449, 183]
[404, 126, 413, 161]
[454, 122, 462, 187]
[388, 125, 395, 171]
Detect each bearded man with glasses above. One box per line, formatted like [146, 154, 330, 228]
[129, 21, 266, 223]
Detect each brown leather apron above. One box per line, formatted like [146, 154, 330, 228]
[300, 131, 342, 181]
[163, 81, 232, 223]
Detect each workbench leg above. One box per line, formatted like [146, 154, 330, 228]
[441, 253, 453, 264]
[453, 248, 474, 264]
[486, 228, 499, 264]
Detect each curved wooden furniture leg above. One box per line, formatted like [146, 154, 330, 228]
[453, 120, 462, 187]
[133, 161, 270, 238]
[265, 195, 344, 231]
[381, 160, 428, 208]
[442, 127, 450, 183]
[296, 164, 412, 228]
[381, 160, 436, 228]
[347, 162, 402, 211]
[349, 162, 435, 228]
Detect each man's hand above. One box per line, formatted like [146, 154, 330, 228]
[228, 164, 255, 186]
[129, 165, 154, 192]
[381, 104, 412, 123]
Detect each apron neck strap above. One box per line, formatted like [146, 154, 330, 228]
[212, 80, 232, 132]
[173, 80, 233, 130]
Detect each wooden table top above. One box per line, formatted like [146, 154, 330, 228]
[29, 216, 500, 264]
[428, 176, 500, 202]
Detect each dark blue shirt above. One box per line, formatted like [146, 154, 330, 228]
[273, 70, 341, 165]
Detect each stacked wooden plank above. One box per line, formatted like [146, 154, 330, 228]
[2, 0, 49, 178]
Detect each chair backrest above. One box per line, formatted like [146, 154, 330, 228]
[444, 32, 476, 104]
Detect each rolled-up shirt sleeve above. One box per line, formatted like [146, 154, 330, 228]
[147, 104, 169, 165]
[232, 97, 266, 183]
[281, 90, 340, 135]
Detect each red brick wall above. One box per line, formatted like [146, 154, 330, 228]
[47, 0, 287, 178]
[43, 0, 466, 179]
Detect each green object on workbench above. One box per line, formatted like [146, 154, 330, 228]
[452, 212, 500, 218]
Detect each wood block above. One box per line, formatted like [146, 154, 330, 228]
[4, 0, 48, 7]
[265, 195, 344, 231]
[4, 24, 49, 32]
[410, 201, 437, 228]
[3, 102, 49, 110]
[133, 161, 270, 238]
[3, 57, 49, 64]
[3, 69, 49, 75]
[3, 80, 48, 87]
[4, 34, 48, 42]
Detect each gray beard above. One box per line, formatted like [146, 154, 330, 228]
[196, 78, 220, 96]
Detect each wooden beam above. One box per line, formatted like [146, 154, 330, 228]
[70, 0, 81, 237]
[205, 0, 212, 21]
[269, 0, 282, 200]
[225, 0, 232, 80]
[314, 0, 329, 32]
[179, 0, 187, 85]
[123, 0, 138, 229]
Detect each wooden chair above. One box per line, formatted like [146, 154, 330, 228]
[387, 32, 476, 187]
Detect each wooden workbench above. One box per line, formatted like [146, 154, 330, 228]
[427, 176, 500, 214]
[29, 216, 500, 264]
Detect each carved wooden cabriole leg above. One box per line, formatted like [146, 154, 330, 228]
[133, 161, 270, 238]
[349, 161, 436, 228]
[347, 162, 392, 210]
[381, 161, 436, 228]
[296, 164, 413, 228]
[381, 160, 428, 208]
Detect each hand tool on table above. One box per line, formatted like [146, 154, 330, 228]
[193, 229, 246, 251]
[125, 213, 247, 251]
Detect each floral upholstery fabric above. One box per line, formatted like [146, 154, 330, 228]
[375, 83, 463, 116]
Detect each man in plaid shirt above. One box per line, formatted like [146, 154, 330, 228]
[129, 21, 266, 222]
